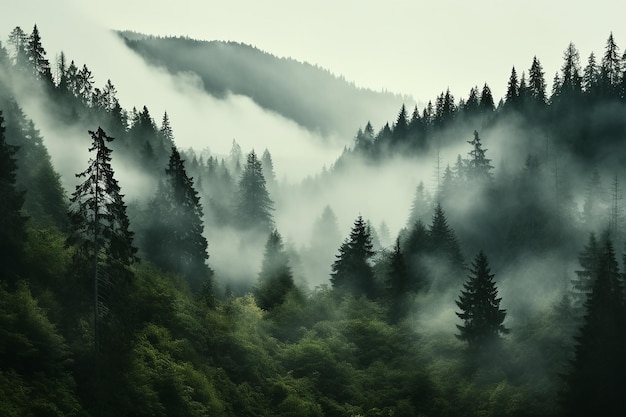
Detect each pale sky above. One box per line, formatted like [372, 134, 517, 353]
[3, 0, 626, 104]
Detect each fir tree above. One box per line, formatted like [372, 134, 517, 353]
[0, 111, 27, 286]
[600, 32, 622, 95]
[254, 230, 295, 310]
[583, 52, 600, 96]
[331, 215, 376, 299]
[563, 235, 626, 416]
[528, 56, 547, 105]
[456, 251, 508, 348]
[392, 104, 409, 144]
[407, 181, 432, 227]
[466, 130, 493, 181]
[146, 146, 212, 292]
[479, 83, 495, 114]
[571, 233, 600, 312]
[25, 24, 51, 82]
[386, 237, 410, 323]
[505, 67, 519, 106]
[235, 150, 274, 232]
[428, 203, 464, 269]
[66, 127, 138, 350]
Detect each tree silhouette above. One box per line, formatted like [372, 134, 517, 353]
[456, 251, 508, 348]
[66, 127, 137, 350]
[254, 229, 295, 310]
[235, 150, 274, 232]
[331, 215, 376, 299]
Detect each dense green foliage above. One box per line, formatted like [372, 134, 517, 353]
[2, 24, 626, 416]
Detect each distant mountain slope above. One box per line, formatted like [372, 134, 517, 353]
[119, 32, 412, 138]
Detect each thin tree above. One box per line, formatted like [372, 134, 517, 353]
[235, 150, 274, 232]
[66, 127, 138, 351]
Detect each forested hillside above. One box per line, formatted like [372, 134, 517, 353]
[120, 32, 411, 138]
[1, 24, 626, 417]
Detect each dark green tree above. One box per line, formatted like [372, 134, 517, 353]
[563, 235, 626, 416]
[528, 56, 547, 105]
[66, 127, 138, 350]
[560, 42, 583, 97]
[456, 251, 508, 348]
[428, 203, 464, 269]
[331, 215, 376, 299]
[571, 233, 600, 312]
[466, 130, 493, 181]
[146, 146, 213, 292]
[479, 83, 495, 114]
[25, 24, 51, 82]
[600, 32, 622, 96]
[386, 237, 410, 323]
[0, 111, 27, 286]
[235, 150, 274, 232]
[505, 66, 519, 106]
[392, 104, 409, 144]
[583, 52, 600, 96]
[254, 229, 295, 310]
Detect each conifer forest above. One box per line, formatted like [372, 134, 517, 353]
[3, 22, 626, 417]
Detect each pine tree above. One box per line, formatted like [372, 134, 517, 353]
[235, 150, 274, 232]
[600, 32, 622, 96]
[0, 111, 27, 286]
[464, 86, 480, 117]
[428, 203, 464, 269]
[25, 24, 51, 82]
[254, 230, 295, 310]
[563, 235, 626, 416]
[7, 26, 28, 70]
[560, 42, 583, 97]
[387, 237, 410, 323]
[571, 233, 600, 312]
[456, 251, 508, 348]
[407, 181, 432, 227]
[583, 52, 600, 96]
[392, 104, 409, 144]
[66, 127, 138, 350]
[466, 130, 493, 181]
[505, 67, 519, 106]
[261, 148, 277, 187]
[331, 215, 376, 299]
[146, 146, 212, 292]
[528, 56, 547, 105]
[479, 83, 495, 114]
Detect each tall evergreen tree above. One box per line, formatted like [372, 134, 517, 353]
[331, 215, 376, 299]
[479, 83, 495, 114]
[528, 56, 547, 105]
[386, 237, 410, 323]
[7, 26, 28, 70]
[25, 24, 51, 82]
[560, 42, 583, 97]
[563, 235, 626, 416]
[0, 111, 27, 286]
[235, 150, 274, 232]
[145, 146, 212, 292]
[392, 104, 409, 144]
[466, 130, 493, 181]
[456, 251, 508, 348]
[571, 233, 600, 312]
[261, 148, 277, 187]
[583, 52, 600, 96]
[505, 67, 519, 106]
[407, 181, 432, 227]
[254, 229, 296, 310]
[600, 32, 622, 95]
[66, 127, 138, 350]
[428, 203, 464, 269]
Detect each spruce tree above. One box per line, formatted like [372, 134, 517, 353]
[392, 104, 409, 144]
[66, 127, 137, 350]
[254, 230, 295, 310]
[563, 235, 626, 416]
[466, 130, 493, 181]
[0, 111, 27, 286]
[600, 32, 622, 95]
[456, 251, 508, 348]
[387, 237, 410, 323]
[571, 233, 600, 312]
[331, 215, 376, 299]
[505, 67, 519, 106]
[583, 52, 600, 96]
[146, 146, 212, 292]
[528, 56, 547, 105]
[25, 24, 51, 81]
[479, 83, 495, 114]
[235, 150, 274, 232]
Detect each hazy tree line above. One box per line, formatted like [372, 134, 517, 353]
[1, 24, 626, 416]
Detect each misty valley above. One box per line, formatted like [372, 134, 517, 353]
[2, 24, 626, 417]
